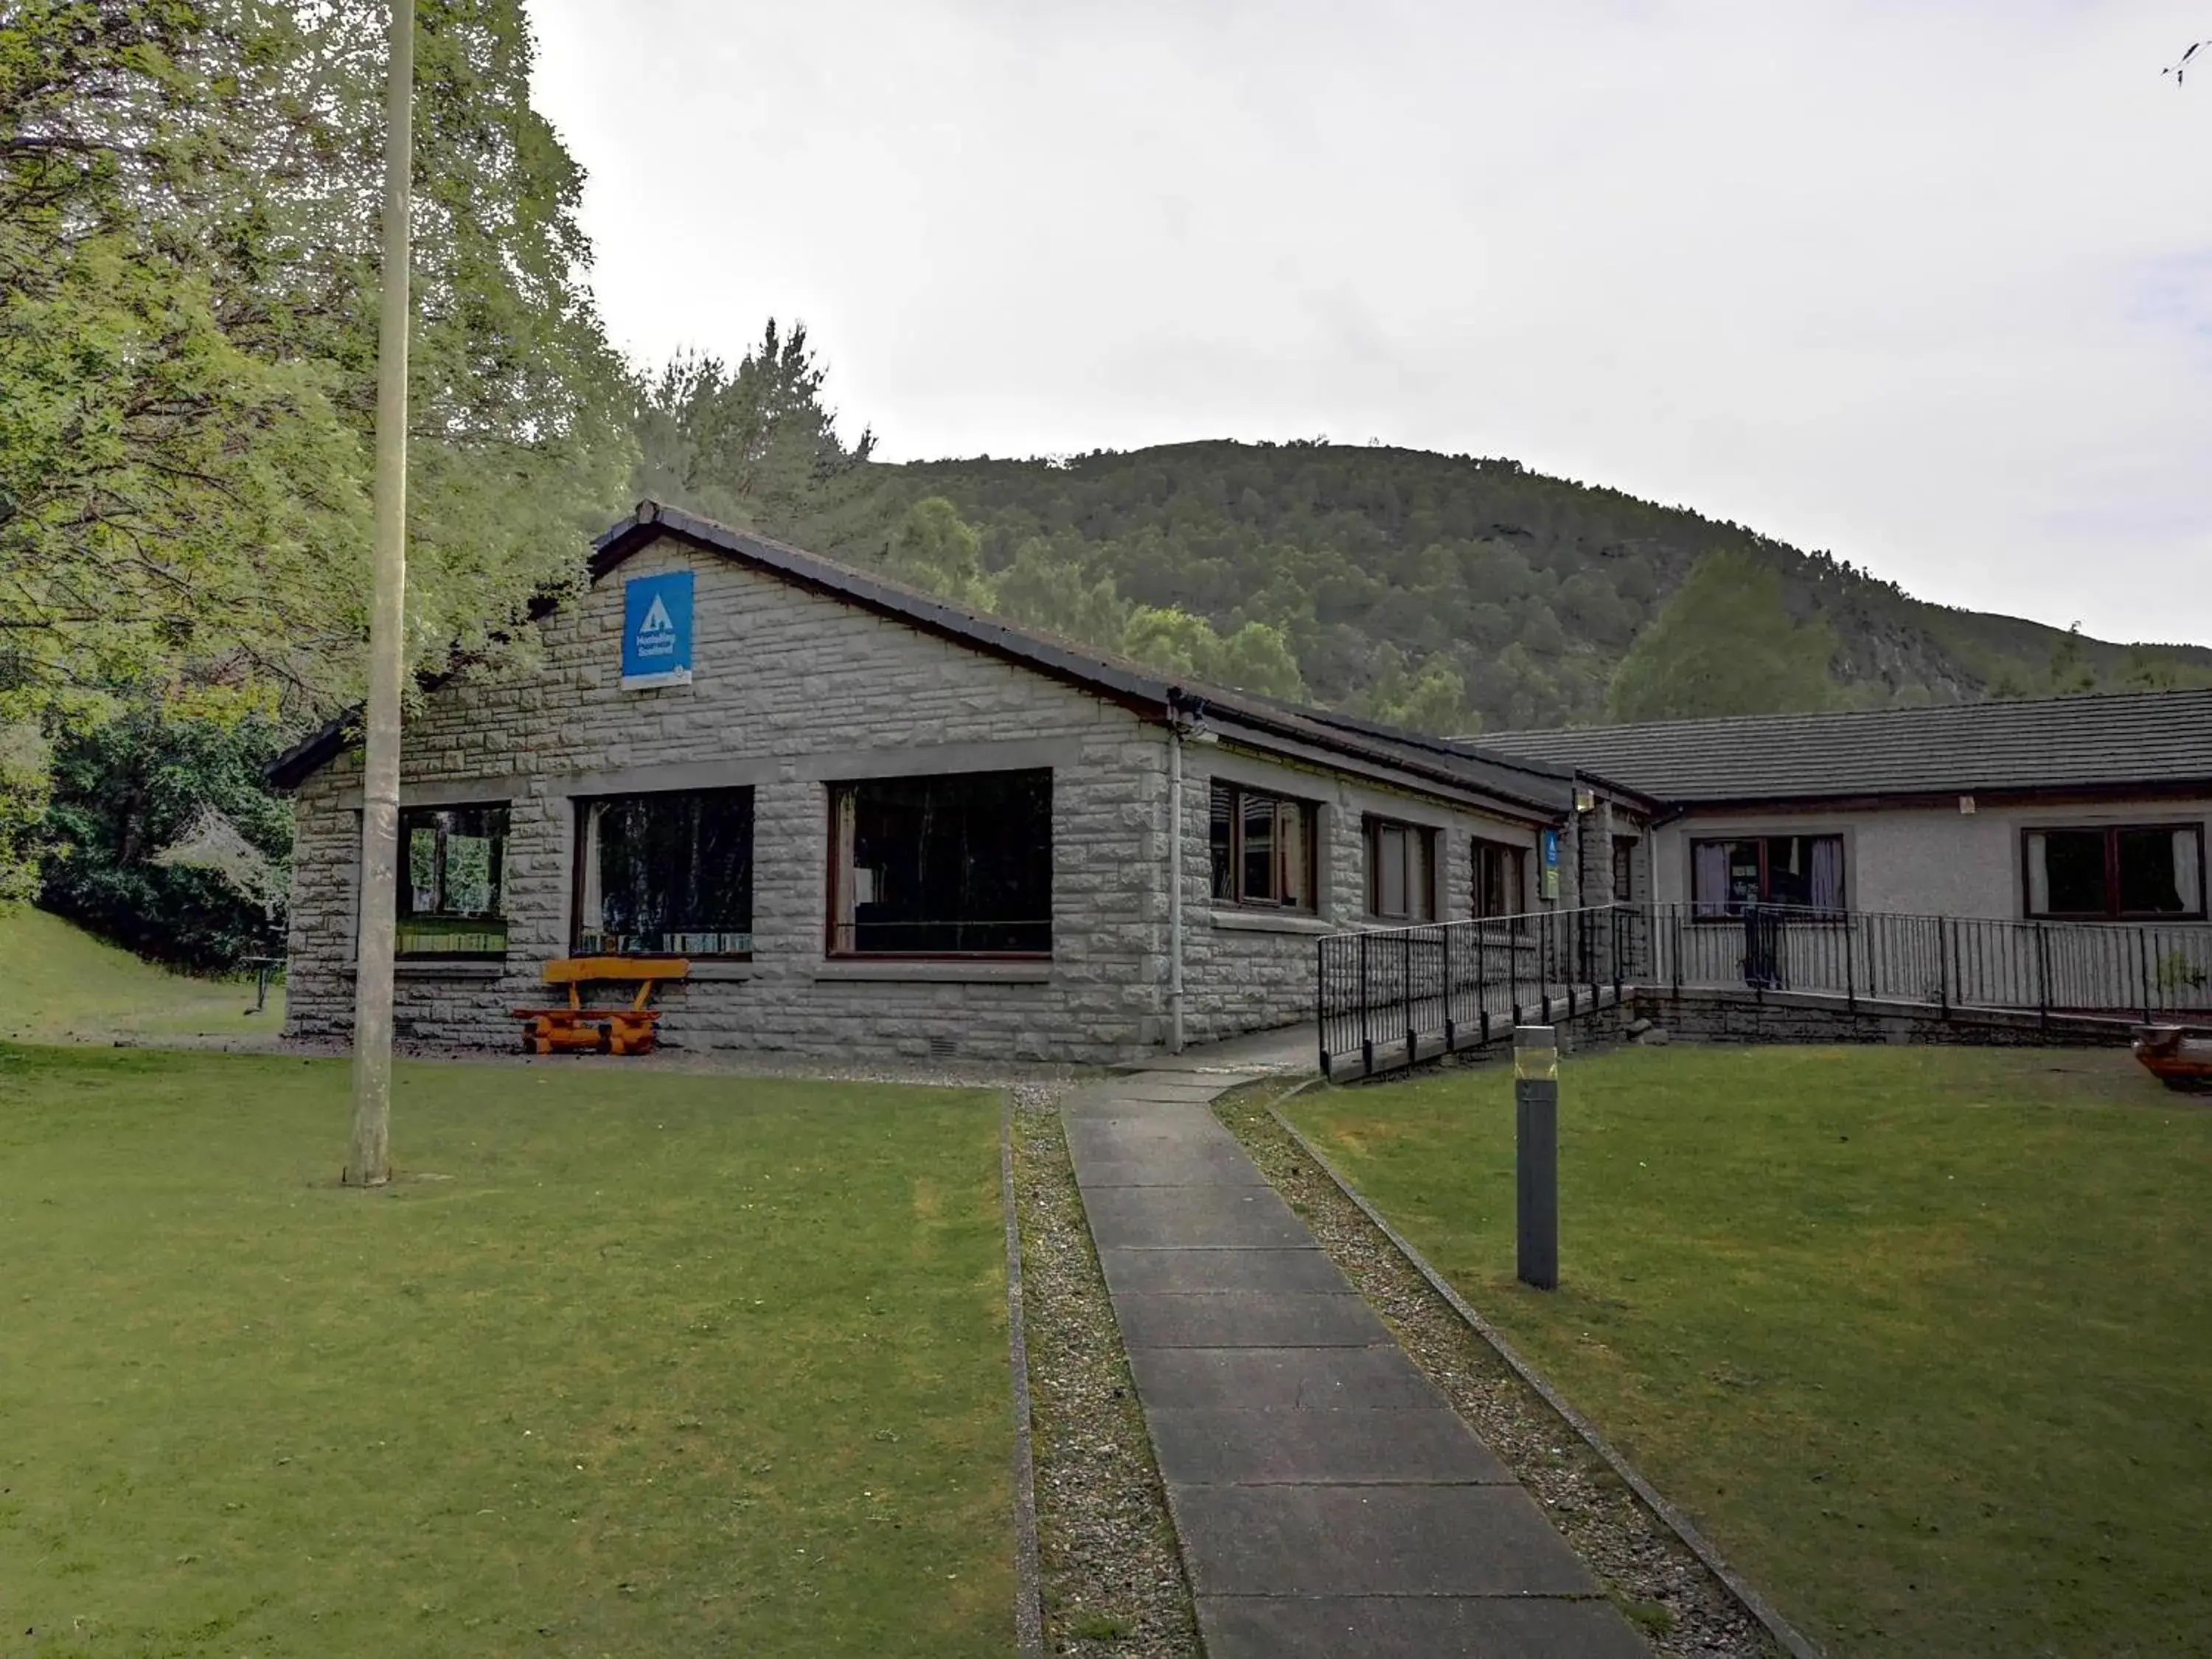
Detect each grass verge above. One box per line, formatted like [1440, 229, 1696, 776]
[0, 907, 284, 1043]
[1281, 1045, 2212, 1658]
[0, 1045, 1013, 1657]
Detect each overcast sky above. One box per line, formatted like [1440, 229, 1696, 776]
[527, 1, 2211, 648]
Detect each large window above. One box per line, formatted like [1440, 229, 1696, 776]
[398, 804, 509, 956]
[1209, 781, 1318, 912]
[1691, 835, 1846, 917]
[575, 788, 754, 956]
[830, 769, 1052, 956]
[1472, 837, 1526, 920]
[2025, 825, 2205, 920]
[1365, 817, 1436, 922]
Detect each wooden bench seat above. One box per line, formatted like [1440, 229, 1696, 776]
[511, 956, 689, 1056]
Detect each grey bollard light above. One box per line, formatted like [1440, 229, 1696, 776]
[1514, 1025, 1559, 1291]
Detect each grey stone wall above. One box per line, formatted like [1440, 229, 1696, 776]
[287, 534, 1172, 1064]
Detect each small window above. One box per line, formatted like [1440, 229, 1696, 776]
[1364, 817, 1436, 922]
[1691, 835, 1846, 917]
[1472, 837, 1526, 920]
[575, 788, 754, 956]
[1612, 835, 1638, 903]
[398, 805, 509, 956]
[830, 769, 1052, 956]
[1209, 781, 1318, 912]
[2025, 825, 2205, 920]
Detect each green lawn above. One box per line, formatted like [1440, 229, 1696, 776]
[0, 906, 284, 1043]
[0, 1046, 1014, 1657]
[1285, 1046, 2212, 1659]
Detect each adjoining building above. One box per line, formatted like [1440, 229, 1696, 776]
[1478, 693, 2212, 929]
[271, 504, 1637, 1064]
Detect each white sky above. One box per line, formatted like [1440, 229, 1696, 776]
[527, 1, 2212, 647]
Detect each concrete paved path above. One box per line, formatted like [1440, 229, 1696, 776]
[1066, 1047, 1649, 1658]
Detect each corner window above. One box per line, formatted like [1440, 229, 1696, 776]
[399, 805, 509, 956]
[1691, 835, 1846, 917]
[2025, 825, 2205, 920]
[1472, 837, 1526, 920]
[1208, 781, 1318, 912]
[575, 788, 754, 956]
[830, 769, 1052, 956]
[1364, 817, 1436, 922]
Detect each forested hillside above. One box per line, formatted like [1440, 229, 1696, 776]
[647, 378, 2212, 736]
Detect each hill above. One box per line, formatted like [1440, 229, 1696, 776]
[0, 908, 284, 1045]
[751, 440, 2211, 733]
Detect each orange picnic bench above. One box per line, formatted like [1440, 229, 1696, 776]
[511, 956, 689, 1056]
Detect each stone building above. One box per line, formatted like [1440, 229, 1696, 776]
[273, 504, 1627, 1064]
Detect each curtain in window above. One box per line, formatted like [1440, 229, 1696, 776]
[1809, 838, 1845, 913]
[2178, 828, 2204, 914]
[2025, 832, 2050, 915]
[1693, 841, 1731, 917]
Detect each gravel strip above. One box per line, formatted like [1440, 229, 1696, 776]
[1009, 1088, 1202, 1658]
[1211, 1079, 1782, 1659]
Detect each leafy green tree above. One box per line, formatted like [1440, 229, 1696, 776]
[992, 538, 1130, 646]
[1607, 551, 1843, 721]
[1212, 621, 1307, 701]
[1119, 607, 1305, 699]
[1121, 606, 1218, 681]
[40, 711, 292, 970]
[1361, 652, 1477, 735]
[886, 498, 994, 610]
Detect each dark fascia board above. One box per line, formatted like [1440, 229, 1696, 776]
[270, 501, 1572, 818]
[1653, 776, 2212, 819]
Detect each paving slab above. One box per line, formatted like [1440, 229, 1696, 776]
[1072, 1142, 1273, 1188]
[1062, 1113, 1239, 1152]
[1147, 1408, 1514, 1486]
[1079, 1185, 1312, 1250]
[1195, 1595, 1658, 1659]
[1112, 1290, 1390, 1349]
[1096, 1246, 1348, 1296]
[1124, 1343, 1442, 1411]
[1168, 1483, 1601, 1597]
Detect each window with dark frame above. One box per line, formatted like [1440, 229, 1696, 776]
[397, 804, 509, 956]
[829, 769, 1053, 956]
[1364, 816, 1436, 922]
[574, 787, 754, 956]
[2024, 824, 2205, 920]
[1471, 836, 1526, 921]
[1208, 780, 1318, 912]
[1612, 835, 1638, 903]
[1690, 835, 1846, 917]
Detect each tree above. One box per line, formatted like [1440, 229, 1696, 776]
[1607, 550, 1843, 721]
[885, 497, 993, 610]
[1360, 651, 1477, 736]
[992, 537, 1130, 647]
[634, 320, 874, 537]
[1119, 606, 1307, 700]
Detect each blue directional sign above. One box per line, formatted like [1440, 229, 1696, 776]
[1540, 828, 1562, 900]
[621, 570, 693, 689]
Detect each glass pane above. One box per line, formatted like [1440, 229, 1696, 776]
[844, 769, 1051, 953]
[1279, 803, 1310, 911]
[442, 828, 496, 915]
[1764, 837, 1812, 907]
[2117, 828, 2188, 914]
[1241, 793, 1276, 902]
[591, 787, 754, 953]
[1726, 841, 1762, 911]
[1410, 830, 1433, 922]
[1209, 782, 1235, 902]
[1377, 825, 1407, 917]
[2042, 830, 2107, 915]
[406, 825, 439, 915]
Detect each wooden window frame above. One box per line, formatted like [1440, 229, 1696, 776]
[397, 802, 510, 959]
[569, 787, 757, 960]
[1690, 834, 1848, 920]
[1363, 815, 1438, 923]
[1470, 835, 1528, 923]
[2021, 822, 2208, 922]
[824, 770, 1054, 960]
[1209, 780, 1321, 914]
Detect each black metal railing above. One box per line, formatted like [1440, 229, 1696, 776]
[1317, 902, 2212, 1076]
[1318, 905, 1638, 1077]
